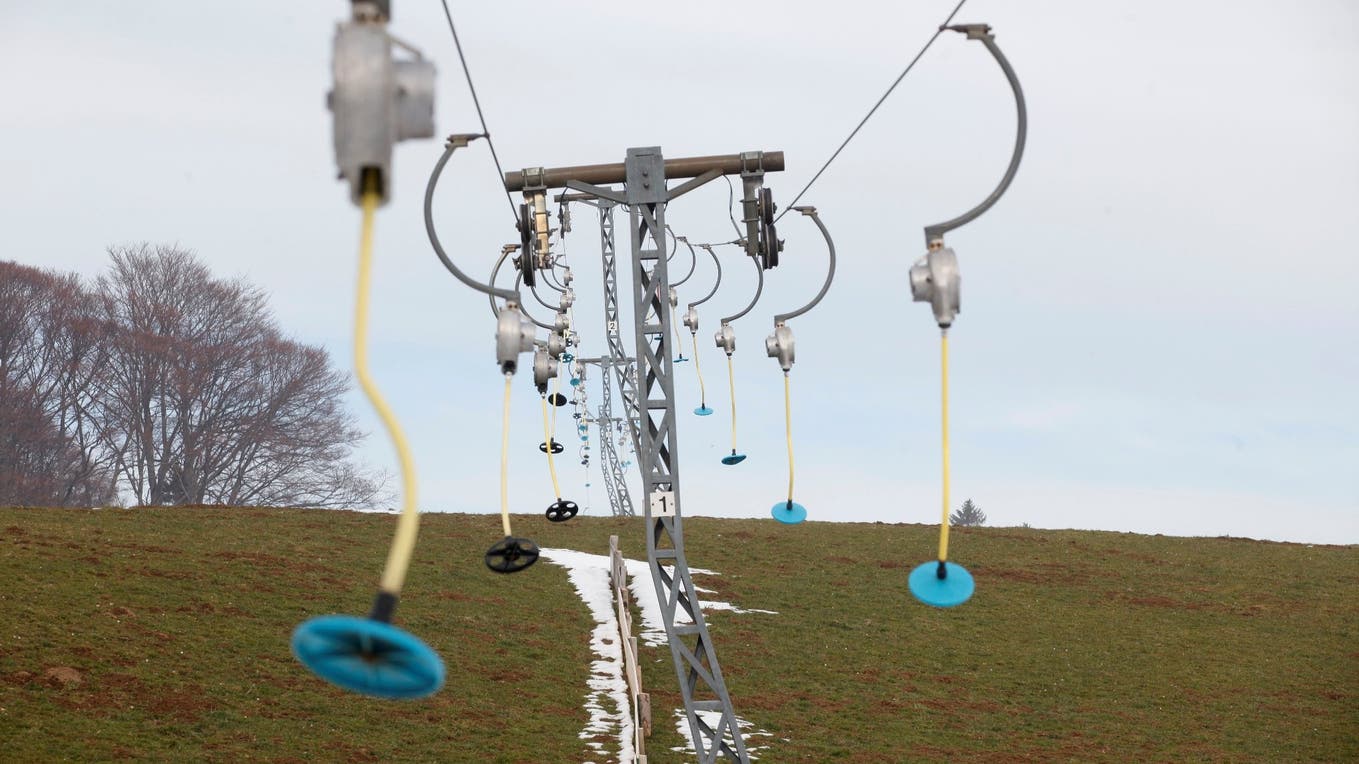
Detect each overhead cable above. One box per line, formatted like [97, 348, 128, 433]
[777, 0, 969, 221]
[438, 0, 519, 226]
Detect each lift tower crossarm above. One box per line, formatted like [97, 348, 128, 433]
[505, 151, 786, 192]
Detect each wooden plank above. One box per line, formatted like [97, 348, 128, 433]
[610, 535, 653, 761]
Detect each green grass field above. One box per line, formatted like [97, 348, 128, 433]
[1, 507, 1355, 762]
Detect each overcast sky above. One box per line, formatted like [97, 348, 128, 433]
[4, 1, 1356, 545]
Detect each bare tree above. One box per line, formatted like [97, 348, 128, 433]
[0, 388, 83, 505]
[91, 244, 383, 508]
[0, 261, 116, 505]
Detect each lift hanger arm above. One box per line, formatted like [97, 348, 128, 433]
[425, 134, 522, 302]
[922, 24, 1027, 245]
[669, 229, 698, 288]
[720, 253, 765, 325]
[487, 246, 515, 318]
[690, 244, 723, 308]
[514, 273, 555, 331]
[773, 207, 837, 324]
[529, 279, 557, 312]
[542, 266, 567, 294]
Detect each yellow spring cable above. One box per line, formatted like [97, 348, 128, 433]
[691, 333, 707, 405]
[549, 375, 560, 434]
[784, 372, 795, 504]
[355, 187, 420, 596]
[541, 393, 562, 499]
[938, 330, 951, 563]
[499, 374, 514, 537]
[673, 318, 684, 359]
[726, 354, 738, 452]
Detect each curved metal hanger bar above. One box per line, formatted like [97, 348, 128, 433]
[529, 279, 558, 312]
[542, 266, 567, 294]
[923, 24, 1027, 245]
[425, 134, 521, 303]
[487, 247, 512, 318]
[514, 273, 555, 331]
[689, 243, 723, 308]
[485, 246, 545, 322]
[774, 207, 837, 324]
[720, 253, 765, 325]
[669, 230, 698, 288]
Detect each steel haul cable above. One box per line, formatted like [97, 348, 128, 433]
[438, 0, 517, 227]
[777, 0, 969, 221]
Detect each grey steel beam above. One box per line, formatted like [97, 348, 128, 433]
[505, 150, 785, 192]
[597, 200, 644, 458]
[624, 146, 749, 764]
[597, 404, 625, 516]
[594, 354, 634, 518]
[580, 356, 640, 519]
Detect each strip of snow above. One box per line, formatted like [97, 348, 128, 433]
[541, 547, 779, 764]
[671, 709, 776, 762]
[621, 559, 779, 647]
[539, 549, 635, 764]
[699, 600, 781, 616]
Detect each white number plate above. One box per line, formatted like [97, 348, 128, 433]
[649, 490, 676, 518]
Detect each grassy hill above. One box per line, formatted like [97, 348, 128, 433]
[1, 507, 1355, 762]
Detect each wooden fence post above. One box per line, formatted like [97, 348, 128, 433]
[610, 535, 650, 762]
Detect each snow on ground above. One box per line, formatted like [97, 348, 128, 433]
[692, 583, 779, 617]
[671, 709, 777, 762]
[538, 548, 635, 764]
[540, 547, 779, 764]
[620, 559, 779, 648]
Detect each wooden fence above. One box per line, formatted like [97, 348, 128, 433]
[609, 535, 651, 763]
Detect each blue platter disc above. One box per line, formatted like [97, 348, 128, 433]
[907, 561, 975, 608]
[694, 406, 714, 416]
[770, 501, 807, 524]
[720, 453, 747, 466]
[292, 615, 444, 699]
